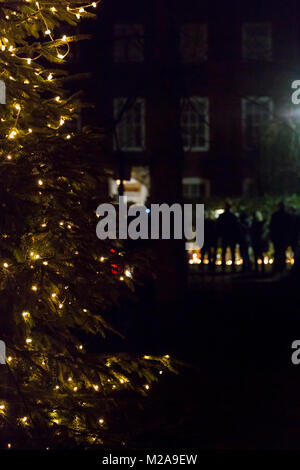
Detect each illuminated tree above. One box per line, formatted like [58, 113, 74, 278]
[0, 0, 171, 449]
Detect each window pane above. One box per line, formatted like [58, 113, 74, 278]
[114, 98, 145, 151]
[242, 97, 273, 147]
[181, 97, 209, 151]
[180, 24, 208, 63]
[114, 24, 144, 63]
[242, 23, 272, 60]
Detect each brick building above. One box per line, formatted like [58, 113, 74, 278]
[80, 0, 300, 202]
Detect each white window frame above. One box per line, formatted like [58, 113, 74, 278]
[242, 22, 272, 61]
[180, 23, 208, 63]
[242, 96, 273, 148]
[181, 97, 210, 152]
[183, 177, 211, 199]
[114, 98, 146, 152]
[113, 24, 144, 63]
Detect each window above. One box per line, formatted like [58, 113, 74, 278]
[180, 24, 208, 63]
[181, 97, 209, 151]
[242, 97, 273, 148]
[183, 177, 210, 199]
[114, 24, 144, 63]
[114, 98, 145, 151]
[242, 22, 272, 61]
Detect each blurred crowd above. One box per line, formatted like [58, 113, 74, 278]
[202, 201, 300, 273]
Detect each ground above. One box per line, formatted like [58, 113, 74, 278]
[120, 267, 300, 450]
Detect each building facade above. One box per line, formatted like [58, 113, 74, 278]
[81, 0, 300, 202]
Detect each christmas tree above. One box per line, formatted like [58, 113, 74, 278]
[0, 0, 172, 449]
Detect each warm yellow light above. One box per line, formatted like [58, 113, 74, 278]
[22, 311, 30, 318]
[145, 384, 150, 390]
[55, 96, 61, 102]
[26, 338, 32, 344]
[15, 103, 21, 111]
[27, 58, 31, 65]
[99, 418, 104, 425]
[3, 263, 8, 268]
[93, 385, 99, 391]
[31, 285, 37, 291]
[38, 179, 43, 186]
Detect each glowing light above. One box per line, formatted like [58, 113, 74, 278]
[3, 263, 8, 268]
[26, 338, 32, 344]
[31, 285, 38, 291]
[22, 311, 30, 318]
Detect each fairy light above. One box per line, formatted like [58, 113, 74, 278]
[22, 311, 30, 318]
[38, 179, 43, 186]
[31, 285, 38, 291]
[26, 338, 32, 344]
[3, 263, 8, 268]
[99, 418, 104, 425]
[93, 385, 99, 391]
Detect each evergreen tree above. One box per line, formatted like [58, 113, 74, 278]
[0, 0, 171, 449]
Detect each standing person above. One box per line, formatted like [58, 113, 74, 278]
[270, 202, 292, 272]
[218, 202, 239, 271]
[201, 211, 217, 271]
[290, 207, 300, 259]
[251, 211, 266, 273]
[238, 211, 251, 272]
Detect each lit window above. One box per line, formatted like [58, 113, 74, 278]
[242, 23, 272, 61]
[180, 24, 208, 63]
[183, 177, 210, 199]
[114, 24, 144, 63]
[242, 97, 273, 148]
[114, 98, 145, 151]
[181, 97, 209, 151]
